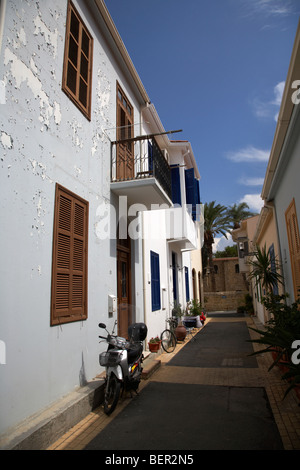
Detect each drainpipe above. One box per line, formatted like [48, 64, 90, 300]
[141, 211, 148, 348]
[0, 0, 7, 55]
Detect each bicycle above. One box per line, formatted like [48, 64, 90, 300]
[160, 317, 177, 353]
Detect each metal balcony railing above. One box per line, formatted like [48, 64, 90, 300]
[111, 135, 172, 201]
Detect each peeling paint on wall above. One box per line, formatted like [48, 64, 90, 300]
[0, 130, 13, 149]
[4, 47, 61, 128]
[33, 15, 58, 58]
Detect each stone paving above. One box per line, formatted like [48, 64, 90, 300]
[47, 315, 300, 450]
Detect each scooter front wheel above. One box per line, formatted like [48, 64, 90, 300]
[104, 373, 121, 415]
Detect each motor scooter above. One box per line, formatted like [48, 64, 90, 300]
[99, 320, 147, 415]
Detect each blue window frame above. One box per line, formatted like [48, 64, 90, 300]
[185, 266, 190, 302]
[151, 251, 161, 311]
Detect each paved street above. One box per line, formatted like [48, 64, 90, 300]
[48, 314, 300, 451]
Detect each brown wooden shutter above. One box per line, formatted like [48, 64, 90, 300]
[62, 0, 93, 120]
[285, 199, 300, 300]
[51, 184, 88, 325]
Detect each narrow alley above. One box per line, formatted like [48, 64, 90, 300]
[48, 313, 300, 452]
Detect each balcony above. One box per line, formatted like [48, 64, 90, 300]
[143, 205, 198, 251]
[165, 206, 198, 251]
[110, 135, 172, 209]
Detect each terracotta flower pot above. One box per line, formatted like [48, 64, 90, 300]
[175, 325, 186, 341]
[149, 341, 161, 353]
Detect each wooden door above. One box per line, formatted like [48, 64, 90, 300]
[116, 83, 134, 181]
[117, 245, 131, 338]
[116, 139, 134, 181]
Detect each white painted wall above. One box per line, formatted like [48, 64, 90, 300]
[272, 106, 300, 303]
[0, 0, 145, 435]
[142, 210, 170, 341]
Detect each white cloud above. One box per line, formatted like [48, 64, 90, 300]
[213, 233, 234, 253]
[272, 81, 285, 105]
[239, 176, 265, 186]
[243, 0, 294, 18]
[239, 194, 264, 212]
[252, 81, 285, 121]
[227, 146, 270, 163]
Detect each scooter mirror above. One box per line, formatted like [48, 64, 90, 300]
[98, 323, 106, 329]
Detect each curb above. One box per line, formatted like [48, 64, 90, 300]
[2, 325, 206, 450]
[0, 377, 105, 450]
[142, 354, 162, 380]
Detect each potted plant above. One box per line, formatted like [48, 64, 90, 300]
[171, 302, 187, 340]
[248, 292, 300, 401]
[184, 299, 202, 327]
[148, 336, 161, 353]
[172, 301, 183, 327]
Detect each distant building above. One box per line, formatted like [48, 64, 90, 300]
[203, 257, 249, 312]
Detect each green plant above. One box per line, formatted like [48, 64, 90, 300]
[248, 293, 300, 398]
[172, 301, 183, 318]
[149, 336, 160, 344]
[282, 362, 300, 398]
[186, 299, 202, 317]
[203, 201, 232, 291]
[226, 202, 257, 229]
[247, 244, 283, 294]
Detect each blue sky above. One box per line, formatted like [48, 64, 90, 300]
[104, 0, 299, 247]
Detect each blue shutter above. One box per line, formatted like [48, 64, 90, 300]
[185, 168, 200, 221]
[185, 267, 190, 302]
[151, 251, 161, 311]
[195, 177, 200, 205]
[185, 168, 195, 207]
[171, 166, 182, 206]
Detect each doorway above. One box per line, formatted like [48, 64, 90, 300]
[172, 252, 178, 304]
[117, 234, 131, 338]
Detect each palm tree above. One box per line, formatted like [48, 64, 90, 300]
[227, 202, 257, 229]
[247, 244, 283, 295]
[203, 201, 232, 291]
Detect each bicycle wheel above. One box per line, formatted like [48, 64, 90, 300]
[160, 329, 176, 353]
[104, 373, 121, 415]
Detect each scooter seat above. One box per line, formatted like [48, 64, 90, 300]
[127, 343, 143, 363]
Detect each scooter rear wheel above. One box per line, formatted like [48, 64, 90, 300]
[104, 373, 121, 415]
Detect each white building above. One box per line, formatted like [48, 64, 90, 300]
[260, 20, 300, 304]
[0, 0, 201, 440]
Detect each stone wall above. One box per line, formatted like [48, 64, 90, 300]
[203, 257, 249, 311]
[204, 291, 248, 312]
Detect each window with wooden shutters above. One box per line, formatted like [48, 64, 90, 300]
[62, 1, 93, 120]
[116, 83, 134, 180]
[51, 184, 88, 325]
[285, 199, 300, 301]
